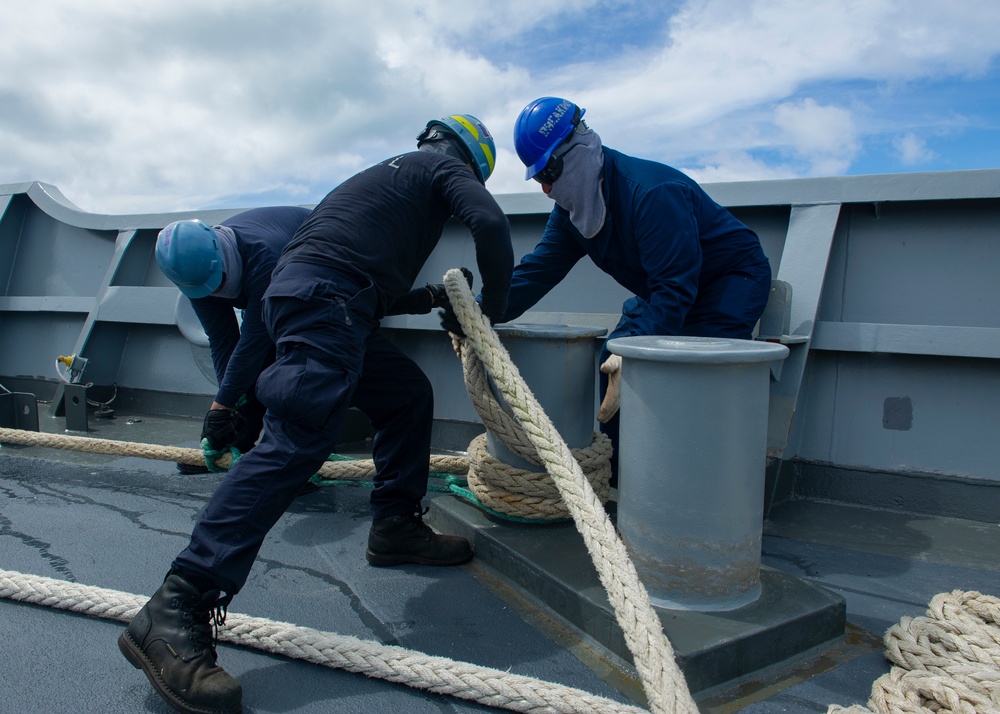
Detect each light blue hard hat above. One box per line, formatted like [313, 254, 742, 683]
[513, 97, 585, 180]
[155, 220, 223, 299]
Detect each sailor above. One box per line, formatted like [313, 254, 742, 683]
[503, 97, 772, 482]
[119, 114, 514, 714]
[155, 207, 311, 474]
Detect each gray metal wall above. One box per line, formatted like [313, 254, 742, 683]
[2, 172, 998, 511]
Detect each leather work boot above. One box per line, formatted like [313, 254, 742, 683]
[118, 573, 242, 714]
[366, 508, 473, 567]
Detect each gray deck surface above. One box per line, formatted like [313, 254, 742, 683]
[2, 412, 999, 713]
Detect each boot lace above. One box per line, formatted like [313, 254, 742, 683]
[182, 590, 232, 658]
[411, 506, 435, 540]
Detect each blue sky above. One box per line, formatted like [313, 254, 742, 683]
[0, 0, 997, 215]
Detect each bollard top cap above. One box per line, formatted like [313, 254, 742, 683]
[493, 323, 607, 340]
[606, 336, 789, 364]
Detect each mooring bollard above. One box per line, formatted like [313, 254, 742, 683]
[486, 324, 606, 469]
[608, 335, 790, 611]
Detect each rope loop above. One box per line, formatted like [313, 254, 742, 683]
[454, 313, 614, 522]
[466, 432, 612, 520]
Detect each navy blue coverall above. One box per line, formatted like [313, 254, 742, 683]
[501, 148, 772, 473]
[189, 206, 312, 450]
[173, 151, 514, 594]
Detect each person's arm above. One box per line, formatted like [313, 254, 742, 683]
[442, 174, 514, 323]
[212, 275, 275, 410]
[190, 297, 241, 395]
[626, 183, 701, 337]
[499, 208, 585, 324]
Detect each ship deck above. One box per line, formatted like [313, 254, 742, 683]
[2, 410, 999, 713]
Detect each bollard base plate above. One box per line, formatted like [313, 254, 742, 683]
[429, 494, 846, 697]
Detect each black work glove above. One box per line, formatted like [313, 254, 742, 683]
[425, 283, 448, 309]
[437, 268, 475, 337]
[386, 287, 434, 315]
[201, 408, 246, 451]
[386, 269, 474, 316]
[439, 303, 464, 337]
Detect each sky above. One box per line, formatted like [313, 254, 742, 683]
[1, 0, 998, 215]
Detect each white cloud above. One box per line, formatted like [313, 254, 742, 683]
[893, 133, 937, 166]
[553, 0, 1000, 180]
[772, 99, 860, 175]
[0, 0, 998, 212]
[0, 1, 540, 212]
[681, 151, 799, 184]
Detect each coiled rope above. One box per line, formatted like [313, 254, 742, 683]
[828, 589, 1000, 714]
[464, 433, 612, 520]
[457, 338, 613, 521]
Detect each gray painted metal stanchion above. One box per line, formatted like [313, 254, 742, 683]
[486, 324, 606, 470]
[608, 335, 790, 611]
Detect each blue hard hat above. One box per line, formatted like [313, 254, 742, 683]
[514, 97, 585, 180]
[155, 220, 224, 299]
[421, 114, 497, 183]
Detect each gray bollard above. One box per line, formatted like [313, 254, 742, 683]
[486, 324, 605, 470]
[608, 335, 790, 611]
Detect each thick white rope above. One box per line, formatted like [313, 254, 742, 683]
[444, 269, 698, 714]
[828, 589, 1000, 714]
[0, 428, 468, 479]
[0, 568, 646, 714]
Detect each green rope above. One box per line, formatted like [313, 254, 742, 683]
[442, 475, 571, 525]
[200, 439, 241, 473]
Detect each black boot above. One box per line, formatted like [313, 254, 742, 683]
[366, 507, 473, 567]
[118, 573, 242, 714]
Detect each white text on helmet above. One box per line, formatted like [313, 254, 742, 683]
[538, 100, 574, 138]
